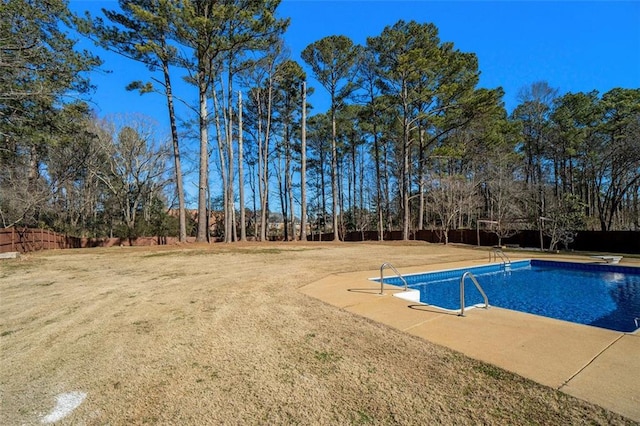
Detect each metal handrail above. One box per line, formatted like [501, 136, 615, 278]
[490, 248, 511, 266]
[380, 262, 408, 295]
[459, 271, 489, 316]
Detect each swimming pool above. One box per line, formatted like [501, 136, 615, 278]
[377, 260, 640, 333]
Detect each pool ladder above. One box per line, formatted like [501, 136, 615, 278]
[490, 248, 511, 269]
[379, 262, 408, 295]
[379, 263, 489, 317]
[459, 272, 489, 316]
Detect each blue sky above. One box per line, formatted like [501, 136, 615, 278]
[71, 0, 640, 126]
[283, 1, 640, 111]
[68, 1, 639, 208]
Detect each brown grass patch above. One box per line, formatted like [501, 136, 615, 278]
[0, 242, 635, 424]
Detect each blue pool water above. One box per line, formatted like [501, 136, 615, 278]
[378, 260, 640, 333]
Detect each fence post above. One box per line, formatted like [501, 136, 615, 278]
[11, 227, 15, 252]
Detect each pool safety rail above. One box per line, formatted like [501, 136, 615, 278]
[490, 248, 511, 268]
[379, 262, 408, 295]
[459, 271, 489, 316]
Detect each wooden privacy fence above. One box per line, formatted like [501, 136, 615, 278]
[311, 229, 640, 254]
[0, 227, 197, 254]
[3, 227, 638, 255]
[0, 227, 81, 254]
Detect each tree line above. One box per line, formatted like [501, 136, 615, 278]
[1, 0, 638, 247]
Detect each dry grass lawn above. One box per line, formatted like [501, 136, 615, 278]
[0, 242, 636, 425]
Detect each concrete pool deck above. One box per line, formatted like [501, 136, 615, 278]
[300, 257, 640, 422]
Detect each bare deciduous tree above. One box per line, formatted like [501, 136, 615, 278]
[94, 114, 171, 240]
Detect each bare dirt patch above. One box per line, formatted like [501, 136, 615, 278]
[0, 242, 635, 424]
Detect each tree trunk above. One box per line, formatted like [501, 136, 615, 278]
[226, 69, 236, 243]
[383, 140, 392, 233]
[196, 74, 209, 242]
[358, 143, 365, 238]
[238, 91, 246, 241]
[256, 89, 266, 241]
[287, 142, 295, 240]
[277, 150, 288, 241]
[351, 137, 357, 221]
[212, 88, 228, 241]
[373, 126, 384, 240]
[299, 82, 308, 242]
[417, 128, 425, 231]
[330, 103, 340, 241]
[320, 144, 327, 239]
[402, 88, 410, 241]
[162, 59, 186, 242]
[257, 81, 274, 241]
